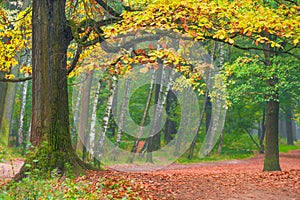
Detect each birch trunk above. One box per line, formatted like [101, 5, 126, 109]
[89, 78, 102, 160]
[112, 78, 131, 161]
[188, 90, 208, 159]
[216, 43, 226, 153]
[77, 71, 93, 161]
[17, 74, 29, 147]
[146, 68, 175, 162]
[71, 81, 83, 149]
[128, 71, 155, 163]
[95, 77, 117, 167]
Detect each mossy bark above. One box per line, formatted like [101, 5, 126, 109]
[14, 0, 93, 181]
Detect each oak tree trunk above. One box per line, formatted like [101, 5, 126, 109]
[14, 0, 91, 180]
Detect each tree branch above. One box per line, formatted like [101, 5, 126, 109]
[0, 76, 32, 83]
[94, 0, 121, 17]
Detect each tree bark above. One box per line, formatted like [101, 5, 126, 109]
[263, 48, 281, 171]
[14, 0, 91, 180]
[77, 71, 93, 161]
[17, 74, 29, 147]
[94, 77, 117, 168]
[146, 68, 174, 162]
[0, 72, 8, 130]
[128, 71, 155, 163]
[285, 105, 294, 145]
[0, 69, 18, 146]
[164, 91, 177, 144]
[188, 90, 208, 159]
[71, 77, 83, 149]
[89, 78, 102, 160]
[259, 108, 266, 154]
[112, 78, 131, 161]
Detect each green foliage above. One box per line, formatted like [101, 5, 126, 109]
[178, 133, 258, 163]
[224, 55, 300, 104]
[0, 145, 23, 162]
[0, 174, 141, 200]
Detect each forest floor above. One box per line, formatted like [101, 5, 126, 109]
[1, 150, 300, 200]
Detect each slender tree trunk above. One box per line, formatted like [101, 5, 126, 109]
[164, 91, 177, 144]
[285, 105, 294, 145]
[89, 78, 102, 160]
[0, 65, 19, 147]
[17, 74, 29, 147]
[217, 42, 226, 153]
[152, 83, 162, 151]
[0, 67, 8, 143]
[205, 96, 212, 134]
[128, 71, 155, 163]
[175, 88, 190, 156]
[146, 68, 174, 162]
[71, 79, 83, 149]
[95, 77, 117, 168]
[258, 108, 266, 153]
[112, 78, 131, 161]
[188, 90, 208, 159]
[77, 71, 93, 161]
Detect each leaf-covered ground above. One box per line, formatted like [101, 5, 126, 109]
[1, 150, 300, 199]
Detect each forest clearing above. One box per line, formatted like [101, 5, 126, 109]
[0, 0, 299, 199]
[1, 150, 300, 199]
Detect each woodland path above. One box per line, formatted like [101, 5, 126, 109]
[1, 150, 300, 199]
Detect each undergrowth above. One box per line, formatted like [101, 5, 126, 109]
[0, 167, 141, 200]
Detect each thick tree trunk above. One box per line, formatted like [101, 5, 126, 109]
[263, 48, 281, 171]
[263, 99, 281, 171]
[14, 0, 91, 180]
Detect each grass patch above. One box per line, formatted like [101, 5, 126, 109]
[0, 146, 23, 162]
[279, 140, 300, 153]
[177, 133, 258, 164]
[0, 174, 141, 200]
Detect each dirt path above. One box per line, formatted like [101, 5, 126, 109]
[97, 150, 300, 199]
[1, 151, 300, 199]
